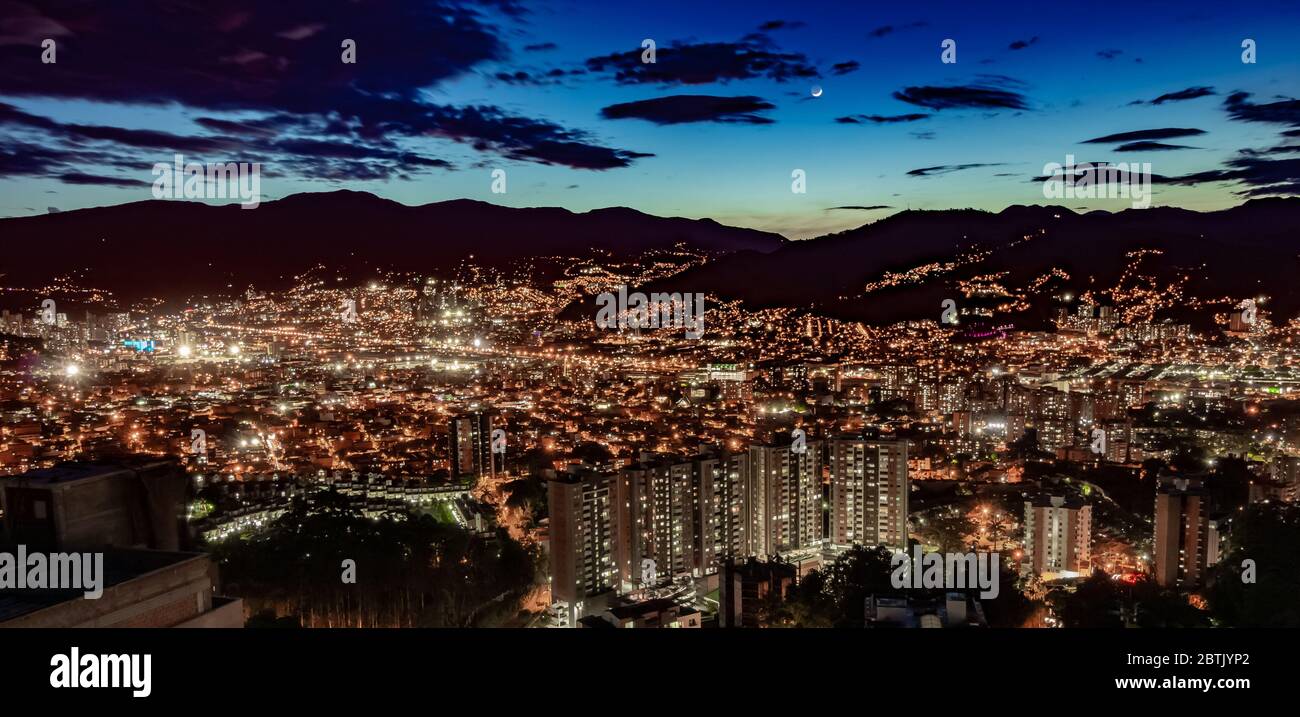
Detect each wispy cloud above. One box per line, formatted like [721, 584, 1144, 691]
[836, 113, 930, 124]
[1081, 128, 1206, 144]
[1146, 86, 1215, 105]
[585, 36, 817, 85]
[908, 163, 1005, 177]
[1223, 92, 1300, 127]
[868, 21, 927, 38]
[893, 84, 1030, 111]
[600, 95, 776, 125]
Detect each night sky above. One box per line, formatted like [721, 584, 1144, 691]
[1, 0, 1298, 237]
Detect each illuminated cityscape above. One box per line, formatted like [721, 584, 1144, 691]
[0, 0, 1297, 700]
[2, 222, 1298, 630]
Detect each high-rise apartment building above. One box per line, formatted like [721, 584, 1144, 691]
[547, 469, 620, 624]
[718, 557, 797, 628]
[1022, 494, 1092, 577]
[615, 448, 751, 588]
[1270, 455, 1300, 502]
[1153, 476, 1211, 588]
[448, 412, 497, 480]
[828, 437, 909, 550]
[1093, 420, 1134, 463]
[748, 438, 823, 557]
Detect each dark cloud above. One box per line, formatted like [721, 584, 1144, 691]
[868, 21, 927, 38]
[476, 0, 529, 18]
[1008, 36, 1039, 50]
[974, 74, 1028, 89]
[585, 38, 818, 85]
[488, 68, 584, 86]
[0, 1, 647, 176]
[0, 140, 134, 180]
[493, 70, 539, 85]
[0, 102, 240, 153]
[758, 20, 805, 31]
[1081, 128, 1206, 144]
[418, 104, 651, 168]
[1096, 49, 1122, 60]
[270, 138, 452, 167]
[1160, 153, 1300, 197]
[600, 95, 775, 125]
[1239, 182, 1300, 195]
[1031, 162, 1170, 185]
[1223, 92, 1300, 127]
[524, 42, 558, 52]
[1032, 152, 1300, 198]
[56, 172, 150, 187]
[194, 117, 280, 138]
[1146, 86, 1215, 105]
[1113, 141, 1196, 152]
[892, 84, 1029, 111]
[0, 102, 461, 183]
[908, 163, 1004, 177]
[831, 61, 861, 75]
[826, 205, 892, 210]
[491, 67, 587, 86]
[0, 2, 499, 110]
[836, 113, 930, 124]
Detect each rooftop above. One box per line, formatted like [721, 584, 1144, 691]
[0, 547, 207, 623]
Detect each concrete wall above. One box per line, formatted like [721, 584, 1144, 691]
[2, 553, 231, 628]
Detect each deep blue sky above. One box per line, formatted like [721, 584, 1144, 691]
[1, 0, 1298, 237]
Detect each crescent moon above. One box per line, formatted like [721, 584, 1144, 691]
[811, 86, 823, 97]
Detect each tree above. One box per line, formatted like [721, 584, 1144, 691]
[1128, 577, 1209, 628]
[212, 488, 540, 627]
[245, 609, 302, 628]
[768, 546, 895, 628]
[1206, 502, 1300, 627]
[502, 474, 547, 523]
[765, 568, 835, 628]
[571, 441, 613, 465]
[1049, 570, 1123, 628]
[517, 446, 554, 476]
[981, 563, 1044, 628]
[1204, 455, 1251, 514]
[919, 510, 973, 553]
[1006, 428, 1050, 460]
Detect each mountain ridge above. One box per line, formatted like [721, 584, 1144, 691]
[632, 197, 1300, 329]
[0, 190, 788, 302]
[5, 193, 1299, 331]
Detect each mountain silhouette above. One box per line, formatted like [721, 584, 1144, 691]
[5, 192, 1299, 332]
[630, 198, 1300, 329]
[0, 190, 786, 302]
